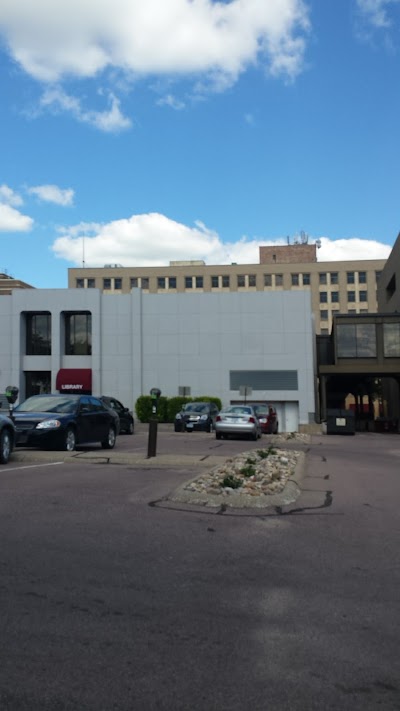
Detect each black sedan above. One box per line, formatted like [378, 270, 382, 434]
[13, 394, 119, 452]
[174, 402, 219, 432]
[101, 396, 134, 434]
[0, 413, 16, 464]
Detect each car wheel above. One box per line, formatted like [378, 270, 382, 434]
[64, 427, 76, 452]
[102, 426, 116, 449]
[216, 432, 222, 440]
[126, 421, 134, 435]
[251, 431, 258, 441]
[0, 428, 12, 464]
[207, 421, 213, 433]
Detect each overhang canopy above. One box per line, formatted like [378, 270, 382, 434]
[56, 368, 92, 393]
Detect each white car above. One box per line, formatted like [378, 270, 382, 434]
[215, 405, 262, 441]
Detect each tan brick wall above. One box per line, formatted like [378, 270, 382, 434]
[259, 244, 317, 264]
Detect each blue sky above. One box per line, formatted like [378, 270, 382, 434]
[0, 0, 399, 288]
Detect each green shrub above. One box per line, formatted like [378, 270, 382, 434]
[195, 395, 222, 410]
[166, 397, 193, 422]
[135, 395, 168, 422]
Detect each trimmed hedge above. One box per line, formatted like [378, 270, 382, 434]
[135, 395, 222, 423]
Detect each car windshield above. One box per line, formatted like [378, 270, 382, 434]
[223, 406, 252, 415]
[14, 395, 78, 414]
[253, 405, 268, 415]
[184, 403, 208, 413]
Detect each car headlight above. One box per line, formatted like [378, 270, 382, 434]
[175, 413, 182, 420]
[199, 414, 208, 420]
[36, 419, 62, 430]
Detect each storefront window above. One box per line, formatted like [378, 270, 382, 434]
[26, 312, 51, 355]
[383, 322, 400, 357]
[337, 323, 376, 358]
[65, 312, 92, 355]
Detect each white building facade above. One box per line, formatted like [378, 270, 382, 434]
[0, 288, 317, 431]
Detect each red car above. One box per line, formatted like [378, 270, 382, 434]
[252, 404, 279, 434]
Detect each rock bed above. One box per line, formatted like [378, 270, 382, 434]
[182, 444, 303, 498]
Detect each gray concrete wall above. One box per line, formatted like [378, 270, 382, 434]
[0, 288, 316, 428]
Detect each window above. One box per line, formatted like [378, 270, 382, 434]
[302, 273, 310, 285]
[386, 274, 396, 300]
[248, 274, 256, 287]
[320, 292, 328, 303]
[291, 273, 299, 286]
[26, 312, 51, 355]
[141, 277, 149, 289]
[275, 274, 283, 286]
[103, 278, 111, 290]
[359, 291, 368, 302]
[383, 322, 400, 357]
[330, 272, 338, 284]
[157, 277, 166, 289]
[264, 274, 272, 287]
[65, 312, 92, 355]
[347, 291, 356, 302]
[130, 277, 138, 288]
[331, 291, 339, 303]
[320, 328, 329, 335]
[169, 277, 177, 289]
[337, 323, 376, 358]
[360, 309, 368, 313]
[87, 278, 95, 288]
[375, 271, 382, 283]
[347, 272, 355, 284]
[185, 276, 193, 289]
[76, 279, 84, 288]
[114, 278, 122, 290]
[348, 309, 357, 314]
[222, 275, 230, 288]
[195, 276, 203, 288]
[320, 310, 328, 320]
[237, 275, 245, 287]
[211, 276, 219, 288]
[25, 371, 51, 398]
[358, 271, 367, 284]
[319, 273, 327, 285]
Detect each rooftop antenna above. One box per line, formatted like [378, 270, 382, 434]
[300, 231, 308, 244]
[316, 239, 321, 249]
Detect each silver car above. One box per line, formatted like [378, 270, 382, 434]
[215, 405, 262, 441]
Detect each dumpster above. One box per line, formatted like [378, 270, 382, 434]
[326, 408, 355, 435]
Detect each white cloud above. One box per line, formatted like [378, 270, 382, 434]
[0, 0, 310, 86]
[51, 212, 392, 266]
[28, 184, 75, 206]
[40, 87, 132, 132]
[0, 203, 33, 232]
[0, 184, 33, 231]
[356, 0, 398, 28]
[156, 94, 186, 110]
[0, 184, 23, 207]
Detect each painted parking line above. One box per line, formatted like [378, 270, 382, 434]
[2, 461, 64, 472]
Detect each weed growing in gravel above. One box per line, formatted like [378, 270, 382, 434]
[257, 446, 277, 459]
[240, 465, 256, 478]
[221, 475, 243, 489]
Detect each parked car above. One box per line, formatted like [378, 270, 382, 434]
[0, 413, 16, 464]
[101, 396, 134, 434]
[174, 401, 219, 432]
[252, 404, 279, 434]
[12, 394, 119, 452]
[215, 405, 262, 440]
